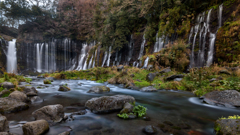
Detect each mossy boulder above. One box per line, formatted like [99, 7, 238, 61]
[58, 86, 71, 92]
[215, 118, 240, 135]
[218, 70, 231, 75]
[146, 73, 156, 82]
[43, 79, 51, 84]
[87, 86, 110, 93]
[85, 95, 135, 113]
[0, 90, 10, 98]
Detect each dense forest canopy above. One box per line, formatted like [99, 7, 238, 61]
[0, 0, 225, 50]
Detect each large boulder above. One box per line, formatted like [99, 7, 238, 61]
[159, 67, 171, 74]
[87, 86, 110, 93]
[0, 114, 9, 132]
[85, 95, 135, 113]
[58, 86, 70, 92]
[22, 86, 38, 96]
[146, 73, 156, 82]
[0, 82, 14, 89]
[202, 90, 240, 107]
[32, 104, 64, 123]
[22, 120, 49, 135]
[8, 91, 29, 103]
[43, 79, 51, 84]
[215, 118, 240, 135]
[140, 86, 157, 92]
[166, 74, 185, 81]
[0, 97, 29, 114]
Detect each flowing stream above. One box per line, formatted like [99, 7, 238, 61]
[6, 78, 240, 135]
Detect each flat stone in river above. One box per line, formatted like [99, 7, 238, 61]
[85, 95, 135, 113]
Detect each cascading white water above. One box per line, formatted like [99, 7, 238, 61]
[45, 43, 48, 72]
[7, 39, 17, 73]
[88, 55, 94, 69]
[142, 57, 149, 69]
[76, 43, 88, 70]
[101, 51, 108, 67]
[133, 61, 136, 67]
[138, 35, 146, 60]
[36, 43, 44, 73]
[190, 17, 200, 68]
[92, 50, 97, 68]
[206, 4, 223, 67]
[154, 33, 165, 53]
[107, 46, 112, 66]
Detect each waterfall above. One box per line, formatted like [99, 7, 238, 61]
[45, 43, 48, 72]
[190, 19, 200, 68]
[88, 55, 94, 69]
[107, 46, 112, 66]
[206, 4, 223, 67]
[101, 51, 108, 67]
[128, 35, 134, 63]
[76, 43, 88, 70]
[92, 50, 97, 68]
[36, 43, 44, 73]
[142, 57, 149, 69]
[138, 35, 146, 60]
[154, 33, 165, 53]
[7, 39, 17, 73]
[133, 61, 136, 67]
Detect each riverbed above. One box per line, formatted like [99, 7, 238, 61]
[5, 78, 240, 135]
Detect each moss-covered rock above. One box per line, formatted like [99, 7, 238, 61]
[215, 117, 240, 135]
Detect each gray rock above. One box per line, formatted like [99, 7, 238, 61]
[22, 120, 49, 135]
[159, 67, 171, 74]
[202, 90, 240, 107]
[127, 86, 140, 90]
[146, 73, 156, 82]
[0, 97, 29, 114]
[85, 95, 135, 113]
[0, 114, 9, 132]
[130, 74, 135, 77]
[143, 125, 157, 135]
[87, 86, 110, 93]
[32, 104, 64, 123]
[30, 96, 43, 103]
[140, 86, 157, 92]
[215, 119, 240, 135]
[147, 65, 154, 71]
[166, 74, 184, 81]
[0, 90, 10, 97]
[0, 82, 14, 89]
[22, 86, 38, 96]
[58, 86, 70, 92]
[120, 103, 134, 114]
[58, 131, 70, 135]
[8, 91, 29, 103]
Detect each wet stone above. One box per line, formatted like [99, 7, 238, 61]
[143, 125, 157, 135]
